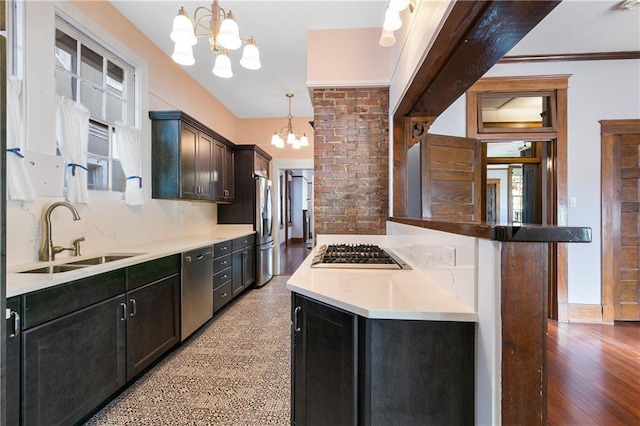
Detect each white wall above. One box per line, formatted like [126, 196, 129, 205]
[487, 168, 509, 223]
[429, 59, 640, 306]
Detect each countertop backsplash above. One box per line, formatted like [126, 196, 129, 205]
[7, 197, 224, 266]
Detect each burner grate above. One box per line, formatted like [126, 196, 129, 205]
[310, 244, 407, 269]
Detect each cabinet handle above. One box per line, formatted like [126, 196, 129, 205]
[196, 253, 204, 260]
[221, 246, 228, 251]
[9, 310, 20, 338]
[120, 303, 127, 321]
[130, 298, 137, 317]
[220, 274, 228, 279]
[220, 292, 228, 298]
[221, 260, 228, 265]
[293, 306, 302, 332]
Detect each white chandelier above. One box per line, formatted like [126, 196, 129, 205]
[379, 0, 415, 47]
[271, 93, 309, 149]
[170, 0, 261, 78]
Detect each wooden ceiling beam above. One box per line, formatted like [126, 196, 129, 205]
[400, 0, 561, 118]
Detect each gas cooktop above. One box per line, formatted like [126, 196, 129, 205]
[310, 244, 410, 270]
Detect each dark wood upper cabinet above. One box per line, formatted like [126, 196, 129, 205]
[149, 110, 235, 203]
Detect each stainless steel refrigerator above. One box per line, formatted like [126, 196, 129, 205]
[255, 176, 274, 286]
[217, 147, 274, 287]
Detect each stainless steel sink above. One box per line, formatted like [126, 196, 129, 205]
[64, 254, 142, 266]
[19, 264, 89, 274]
[18, 253, 145, 273]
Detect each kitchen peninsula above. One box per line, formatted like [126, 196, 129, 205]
[287, 219, 591, 425]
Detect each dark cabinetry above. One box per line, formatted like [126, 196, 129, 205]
[214, 140, 234, 202]
[212, 239, 233, 313]
[232, 234, 255, 296]
[291, 293, 475, 426]
[218, 145, 272, 225]
[18, 256, 180, 426]
[5, 297, 21, 426]
[150, 110, 235, 202]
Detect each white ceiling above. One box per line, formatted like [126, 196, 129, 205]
[110, 0, 640, 120]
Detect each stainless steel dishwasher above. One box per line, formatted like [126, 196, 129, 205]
[181, 246, 213, 340]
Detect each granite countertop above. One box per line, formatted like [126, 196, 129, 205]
[7, 229, 254, 298]
[286, 237, 477, 322]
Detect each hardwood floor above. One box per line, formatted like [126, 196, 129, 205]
[279, 241, 312, 275]
[547, 320, 640, 425]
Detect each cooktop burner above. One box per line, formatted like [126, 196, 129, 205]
[310, 244, 410, 270]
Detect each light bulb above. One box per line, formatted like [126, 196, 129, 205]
[287, 132, 296, 145]
[271, 132, 280, 145]
[240, 41, 261, 70]
[276, 137, 285, 148]
[170, 9, 197, 46]
[212, 52, 233, 78]
[218, 13, 241, 50]
[292, 139, 301, 149]
[300, 134, 309, 147]
[383, 8, 402, 32]
[389, 0, 411, 12]
[379, 29, 396, 47]
[171, 42, 195, 66]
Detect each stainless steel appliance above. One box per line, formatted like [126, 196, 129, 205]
[255, 176, 274, 286]
[310, 244, 410, 270]
[181, 246, 213, 340]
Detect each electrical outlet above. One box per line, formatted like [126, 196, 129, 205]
[442, 246, 456, 266]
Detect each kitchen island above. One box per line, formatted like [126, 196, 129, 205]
[287, 219, 591, 426]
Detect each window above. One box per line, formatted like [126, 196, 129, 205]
[54, 17, 135, 192]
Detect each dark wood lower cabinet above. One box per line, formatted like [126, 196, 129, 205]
[292, 293, 357, 426]
[6, 297, 21, 426]
[292, 293, 475, 426]
[22, 295, 127, 426]
[126, 273, 180, 380]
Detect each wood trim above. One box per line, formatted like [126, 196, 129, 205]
[392, 115, 408, 217]
[501, 242, 549, 425]
[601, 119, 640, 134]
[500, 51, 640, 64]
[487, 157, 541, 165]
[567, 304, 604, 323]
[555, 86, 569, 320]
[469, 75, 571, 92]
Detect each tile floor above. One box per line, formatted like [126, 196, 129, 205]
[86, 276, 292, 426]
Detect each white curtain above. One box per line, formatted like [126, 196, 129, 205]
[6, 76, 37, 201]
[114, 121, 145, 205]
[56, 95, 90, 204]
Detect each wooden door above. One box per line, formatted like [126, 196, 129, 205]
[421, 133, 482, 221]
[602, 120, 640, 321]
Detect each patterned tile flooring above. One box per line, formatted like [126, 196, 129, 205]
[86, 276, 292, 426]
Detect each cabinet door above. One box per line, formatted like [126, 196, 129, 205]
[126, 274, 180, 380]
[23, 295, 126, 426]
[254, 152, 269, 178]
[224, 146, 235, 199]
[292, 293, 357, 426]
[213, 141, 225, 201]
[6, 297, 21, 426]
[242, 245, 255, 287]
[197, 132, 214, 200]
[232, 249, 244, 296]
[180, 123, 198, 199]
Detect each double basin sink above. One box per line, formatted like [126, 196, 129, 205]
[19, 254, 144, 274]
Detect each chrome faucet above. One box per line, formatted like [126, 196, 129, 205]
[39, 202, 83, 261]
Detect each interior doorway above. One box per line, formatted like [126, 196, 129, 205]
[467, 75, 569, 320]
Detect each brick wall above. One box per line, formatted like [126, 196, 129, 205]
[313, 88, 389, 235]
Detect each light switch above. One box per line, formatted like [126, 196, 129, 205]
[570, 197, 577, 208]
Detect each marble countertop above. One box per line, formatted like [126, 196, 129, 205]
[7, 229, 254, 298]
[286, 238, 477, 322]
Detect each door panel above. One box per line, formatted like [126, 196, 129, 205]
[421, 134, 481, 221]
[602, 121, 640, 321]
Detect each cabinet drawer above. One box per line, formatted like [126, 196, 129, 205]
[213, 254, 231, 274]
[213, 281, 232, 313]
[23, 269, 126, 329]
[213, 267, 232, 289]
[214, 240, 232, 258]
[232, 234, 255, 251]
[127, 254, 180, 291]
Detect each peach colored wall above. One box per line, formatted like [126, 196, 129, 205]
[307, 28, 390, 87]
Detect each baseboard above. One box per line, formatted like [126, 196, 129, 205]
[289, 237, 304, 244]
[567, 304, 603, 323]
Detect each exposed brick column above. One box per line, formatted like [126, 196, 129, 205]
[313, 88, 389, 235]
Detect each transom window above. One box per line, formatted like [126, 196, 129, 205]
[54, 17, 135, 192]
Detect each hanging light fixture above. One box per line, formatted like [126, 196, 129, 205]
[170, 1, 261, 78]
[379, 0, 416, 47]
[271, 93, 309, 150]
